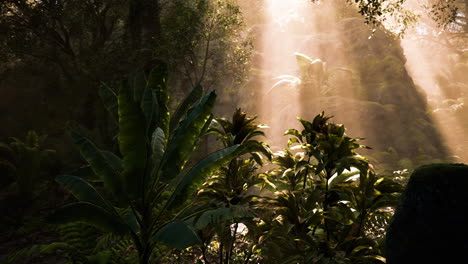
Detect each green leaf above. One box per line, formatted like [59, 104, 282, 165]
[118, 81, 148, 199]
[170, 84, 203, 133]
[55, 175, 111, 211]
[369, 193, 400, 210]
[328, 171, 360, 188]
[50, 202, 128, 235]
[160, 91, 216, 183]
[285, 129, 302, 140]
[87, 251, 112, 264]
[216, 118, 232, 133]
[141, 86, 157, 137]
[187, 206, 254, 230]
[250, 152, 263, 165]
[243, 140, 272, 161]
[122, 210, 140, 234]
[298, 118, 313, 133]
[245, 130, 266, 141]
[362, 255, 386, 263]
[70, 131, 124, 202]
[151, 127, 166, 170]
[98, 84, 119, 122]
[167, 144, 243, 209]
[101, 151, 124, 173]
[147, 64, 170, 136]
[206, 119, 225, 137]
[151, 221, 200, 249]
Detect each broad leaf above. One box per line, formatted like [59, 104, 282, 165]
[167, 144, 243, 209]
[122, 209, 141, 234]
[101, 151, 124, 173]
[140, 86, 157, 137]
[160, 91, 216, 183]
[50, 202, 128, 235]
[147, 64, 170, 136]
[328, 171, 360, 188]
[70, 131, 124, 201]
[151, 221, 200, 250]
[151, 127, 166, 169]
[243, 140, 272, 161]
[187, 206, 254, 230]
[98, 84, 119, 122]
[118, 81, 147, 199]
[169, 84, 203, 133]
[55, 175, 111, 211]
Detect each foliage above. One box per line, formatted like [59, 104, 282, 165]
[0, 241, 72, 264]
[1, 223, 125, 264]
[158, 0, 251, 88]
[191, 109, 271, 263]
[51, 66, 247, 264]
[271, 53, 353, 98]
[0, 130, 57, 198]
[0, 0, 251, 160]
[426, 0, 461, 28]
[0, 0, 130, 81]
[369, 146, 453, 176]
[257, 112, 403, 263]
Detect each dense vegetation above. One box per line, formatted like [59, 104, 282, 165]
[0, 0, 467, 263]
[1, 66, 404, 263]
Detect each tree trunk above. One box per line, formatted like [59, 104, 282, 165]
[127, 0, 161, 49]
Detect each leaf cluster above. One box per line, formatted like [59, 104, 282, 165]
[256, 112, 402, 263]
[51, 65, 248, 264]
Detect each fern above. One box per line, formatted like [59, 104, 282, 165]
[0, 223, 100, 264]
[58, 222, 100, 262]
[0, 242, 72, 264]
[94, 233, 138, 264]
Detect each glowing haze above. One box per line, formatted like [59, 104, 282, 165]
[241, 0, 466, 164]
[397, 0, 468, 161]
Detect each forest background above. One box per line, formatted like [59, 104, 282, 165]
[0, 0, 467, 263]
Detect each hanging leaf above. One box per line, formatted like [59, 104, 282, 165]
[56, 175, 111, 211]
[50, 202, 129, 235]
[151, 221, 200, 250]
[167, 144, 243, 209]
[70, 131, 124, 202]
[98, 84, 118, 122]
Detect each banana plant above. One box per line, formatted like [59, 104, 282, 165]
[51, 64, 247, 264]
[269, 53, 352, 98]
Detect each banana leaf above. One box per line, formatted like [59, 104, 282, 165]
[98, 84, 119, 122]
[70, 131, 124, 202]
[50, 202, 129, 235]
[118, 81, 147, 199]
[147, 64, 170, 136]
[56, 175, 112, 211]
[166, 144, 243, 209]
[151, 221, 200, 250]
[169, 84, 203, 133]
[160, 91, 216, 182]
